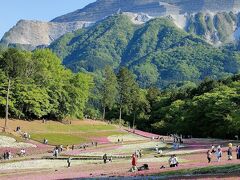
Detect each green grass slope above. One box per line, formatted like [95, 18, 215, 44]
[0, 119, 124, 146]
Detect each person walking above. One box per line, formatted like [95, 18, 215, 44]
[103, 153, 108, 164]
[227, 144, 233, 160]
[207, 150, 212, 163]
[67, 157, 71, 168]
[216, 147, 222, 162]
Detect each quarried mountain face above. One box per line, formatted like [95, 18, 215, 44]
[0, 20, 92, 50]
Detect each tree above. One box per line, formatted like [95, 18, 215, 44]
[132, 89, 150, 131]
[68, 73, 94, 119]
[117, 67, 139, 124]
[0, 49, 30, 131]
[101, 66, 118, 119]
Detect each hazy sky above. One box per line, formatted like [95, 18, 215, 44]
[0, 0, 96, 38]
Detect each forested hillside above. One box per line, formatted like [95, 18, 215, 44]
[50, 14, 240, 89]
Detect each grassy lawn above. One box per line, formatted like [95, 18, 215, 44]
[0, 119, 126, 145]
[43, 123, 117, 133]
[154, 164, 240, 177]
[31, 133, 87, 146]
[31, 131, 125, 146]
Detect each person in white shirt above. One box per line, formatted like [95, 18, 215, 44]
[20, 149, 26, 156]
[169, 155, 179, 167]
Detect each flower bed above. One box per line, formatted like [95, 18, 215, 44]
[108, 134, 148, 143]
[125, 129, 162, 139]
[0, 136, 36, 148]
[77, 141, 166, 156]
[91, 137, 110, 144]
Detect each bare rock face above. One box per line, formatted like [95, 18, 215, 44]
[122, 12, 153, 24]
[1, 20, 92, 48]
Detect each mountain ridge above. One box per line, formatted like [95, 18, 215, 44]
[51, 0, 240, 22]
[2, 0, 240, 49]
[49, 14, 240, 88]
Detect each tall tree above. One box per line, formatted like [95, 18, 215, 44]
[132, 89, 150, 131]
[117, 67, 139, 124]
[0, 49, 30, 131]
[101, 66, 118, 119]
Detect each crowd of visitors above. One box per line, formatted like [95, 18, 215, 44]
[206, 143, 240, 163]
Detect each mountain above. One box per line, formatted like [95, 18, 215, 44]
[0, 20, 92, 50]
[2, 0, 240, 49]
[51, 0, 240, 22]
[49, 14, 240, 88]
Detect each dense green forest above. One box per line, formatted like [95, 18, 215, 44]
[50, 14, 240, 89]
[0, 48, 93, 120]
[87, 66, 240, 139]
[149, 76, 240, 139]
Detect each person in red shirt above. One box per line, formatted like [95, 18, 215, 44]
[131, 154, 137, 172]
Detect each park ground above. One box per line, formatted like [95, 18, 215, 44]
[0, 119, 240, 180]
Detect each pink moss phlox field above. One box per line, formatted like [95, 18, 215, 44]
[0, 140, 51, 157]
[91, 137, 110, 144]
[125, 129, 161, 138]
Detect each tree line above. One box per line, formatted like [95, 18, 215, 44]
[90, 66, 240, 139]
[0, 48, 93, 127]
[0, 48, 239, 139]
